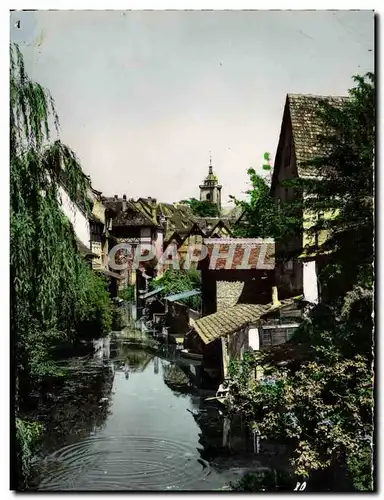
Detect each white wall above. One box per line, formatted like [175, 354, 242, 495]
[248, 327, 260, 351]
[154, 229, 164, 260]
[303, 260, 319, 304]
[58, 185, 91, 249]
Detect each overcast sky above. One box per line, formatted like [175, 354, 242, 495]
[10, 10, 374, 204]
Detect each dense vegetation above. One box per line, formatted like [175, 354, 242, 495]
[11, 44, 113, 488]
[225, 74, 374, 491]
[149, 268, 201, 311]
[184, 197, 220, 217]
[230, 152, 299, 240]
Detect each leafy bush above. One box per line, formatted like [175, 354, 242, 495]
[185, 198, 220, 217]
[149, 268, 201, 310]
[118, 284, 135, 302]
[74, 268, 112, 339]
[16, 418, 43, 488]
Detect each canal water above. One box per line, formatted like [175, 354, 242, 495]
[29, 333, 271, 491]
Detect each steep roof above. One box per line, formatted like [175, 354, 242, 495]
[101, 197, 157, 227]
[192, 297, 299, 344]
[201, 238, 275, 271]
[287, 93, 349, 177]
[102, 196, 239, 237]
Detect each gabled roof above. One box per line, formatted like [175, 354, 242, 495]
[287, 93, 348, 177]
[101, 197, 156, 227]
[192, 297, 300, 344]
[272, 93, 349, 187]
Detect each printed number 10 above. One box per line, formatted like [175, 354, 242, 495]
[294, 482, 307, 491]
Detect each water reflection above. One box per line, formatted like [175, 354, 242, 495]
[30, 336, 290, 491]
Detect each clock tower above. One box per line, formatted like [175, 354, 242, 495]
[199, 155, 222, 212]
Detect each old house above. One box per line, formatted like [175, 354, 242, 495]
[88, 188, 122, 296]
[271, 93, 348, 303]
[88, 187, 109, 270]
[187, 291, 304, 384]
[58, 178, 123, 296]
[198, 238, 276, 316]
[101, 195, 162, 303]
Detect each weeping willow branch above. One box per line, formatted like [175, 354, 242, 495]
[11, 43, 113, 487]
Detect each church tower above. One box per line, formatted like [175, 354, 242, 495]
[199, 155, 222, 212]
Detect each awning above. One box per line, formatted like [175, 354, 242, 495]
[140, 286, 165, 299]
[165, 290, 200, 302]
[95, 268, 124, 280]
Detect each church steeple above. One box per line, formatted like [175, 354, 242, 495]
[208, 152, 213, 176]
[199, 153, 222, 212]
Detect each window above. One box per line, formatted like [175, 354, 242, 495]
[206, 193, 211, 201]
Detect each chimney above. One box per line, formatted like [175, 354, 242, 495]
[272, 286, 280, 308]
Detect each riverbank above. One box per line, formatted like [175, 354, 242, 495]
[24, 334, 297, 491]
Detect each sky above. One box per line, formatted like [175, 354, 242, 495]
[9, 10, 374, 204]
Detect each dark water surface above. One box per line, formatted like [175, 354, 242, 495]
[30, 335, 256, 491]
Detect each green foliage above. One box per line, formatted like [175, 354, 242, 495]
[185, 197, 220, 217]
[150, 268, 201, 310]
[262, 151, 272, 171]
[290, 73, 374, 300]
[75, 269, 113, 338]
[346, 441, 373, 491]
[226, 350, 372, 481]
[11, 43, 113, 484]
[16, 418, 43, 487]
[225, 74, 374, 491]
[118, 284, 135, 302]
[229, 470, 293, 491]
[230, 169, 297, 239]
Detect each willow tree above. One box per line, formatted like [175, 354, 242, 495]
[11, 43, 112, 485]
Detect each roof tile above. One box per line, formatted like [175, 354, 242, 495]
[193, 297, 300, 344]
[287, 93, 349, 177]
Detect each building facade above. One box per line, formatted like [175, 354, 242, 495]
[271, 93, 347, 303]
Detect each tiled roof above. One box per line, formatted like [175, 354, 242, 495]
[102, 196, 237, 237]
[287, 93, 349, 177]
[101, 197, 157, 227]
[203, 238, 275, 270]
[192, 298, 298, 344]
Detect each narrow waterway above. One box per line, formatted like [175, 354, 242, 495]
[30, 334, 264, 491]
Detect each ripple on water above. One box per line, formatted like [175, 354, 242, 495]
[35, 435, 212, 491]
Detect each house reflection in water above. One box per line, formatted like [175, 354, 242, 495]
[93, 337, 111, 360]
[154, 356, 159, 375]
